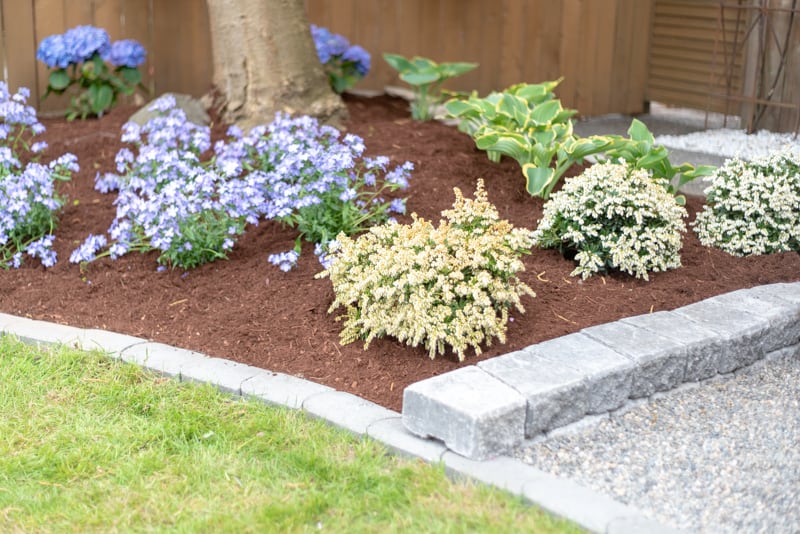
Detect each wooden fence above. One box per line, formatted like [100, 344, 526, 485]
[2, 0, 653, 117]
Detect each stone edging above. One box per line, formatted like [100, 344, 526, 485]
[402, 282, 800, 464]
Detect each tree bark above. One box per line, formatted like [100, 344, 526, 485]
[206, 0, 347, 130]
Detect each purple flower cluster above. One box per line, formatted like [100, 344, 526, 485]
[0, 83, 77, 269]
[37, 26, 111, 68]
[310, 25, 370, 93]
[37, 25, 146, 69]
[102, 39, 147, 68]
[75, 95, 412, 272]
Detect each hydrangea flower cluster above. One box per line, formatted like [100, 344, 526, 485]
[318, 180, 535, 361]
[310, 25, 370, 93]
[71, 95, 258, 269]
[692, 149, 800, 256]
[533, 161, 687, 280]
[0, 83, 78, 269]
[73, 95, 412, 272]
[36, 25, 147, 120]
[215, 112, 412, 270]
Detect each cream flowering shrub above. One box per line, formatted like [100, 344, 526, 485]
[692, 149, 800, 256]
[317, 179, 535, 361]
[532, 161, 687, 280]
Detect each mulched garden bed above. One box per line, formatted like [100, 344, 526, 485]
[2, 93, 798, 412]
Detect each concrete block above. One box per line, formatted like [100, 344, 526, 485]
[403, 366, 527, 460]
[81, 328, 148, 356]
[442, 452, 546, 495]
[707, 289, 800, 351]
[533, 333, 634, 414]
[673, 299, 772, 373]
[479, 348, 589, 436]
[119, 342, 210, 377]
[582, 321, 687, 398]
[521, 471, 643, 534]
[0, 313, 85, 348]
[744, 282, 800, 305]
[303, 391, 398, 437]
[366, 417, 448, 463]
[240, 371, 334, 410]
[179, 357, 262, 395]
[621, 311, 724, 381]
[765, 342, 800, 362]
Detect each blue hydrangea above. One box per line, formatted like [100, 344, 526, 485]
[310, 25, 370, 93]
[102, 39, 147, 67]
[36, 34, 72, 69]
[343, 45, 371, 76]
[311, 25, 350, 64]
[63, 25, 111, 63]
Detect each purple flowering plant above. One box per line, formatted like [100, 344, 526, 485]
[0, 83, 78, 269]
[310, 25, 370, 94]
[71, 95, 259, 269]
[36, 25, 147, 120]
[73, 95, 412, 272]
[216, 113, 412, 271]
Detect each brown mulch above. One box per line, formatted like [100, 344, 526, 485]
[1, 93, 798, 412]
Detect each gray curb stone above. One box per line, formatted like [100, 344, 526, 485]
[178, 357, 264, 395]
[402, 365, 527, 460]
[240, 370, 334, 410]
[365, 417, 448, 463]
[401, 282, 800, 465]
[302, 390, 398, 436]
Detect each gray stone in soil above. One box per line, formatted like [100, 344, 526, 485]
[532, 333, 634, 414]
[402, 365, 527, 460]
[240, 370, 334, 410]
[128, 92, 210, 126]
[366, 417, 448, 463]
[673, 298, 773, 373]
[119, 341, 209, 378]
[581, 321, 687, 398]
[179, 357, 263, 395]
[303, 390, 397, 437]
[478, 348, 589, 437]
[620, 311, 725, 381]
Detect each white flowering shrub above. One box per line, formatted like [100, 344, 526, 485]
[318, 180, 535, 361]
[692, 149, 800, 256]
[533, 161, 687, 280]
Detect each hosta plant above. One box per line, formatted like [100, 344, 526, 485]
[310, 25, 370, 94]
[692, 149, 800, 256]
[383, 53, 477, 120]
[318, 179, 535, 361]
[0, 83, 78, 269]
[533, 161, 688, 281]
[598, 119, 716, 206]
[36, 25, 147, 120]
[445, 79, 611, 198]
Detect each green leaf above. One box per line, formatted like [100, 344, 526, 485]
[48, 70, 71, 91]
[635, 149, 669, 169]
[475, 131, 530, 162]
[523, 165, 555, 197]
[89, 84, 113, 115]
[565, 137, 612, 160]
[627, 118, 655, 146]
[401, 70, 439, 86]
[529, 100, 562, 125]
[495, 94, 528, 125]
[444, 99, 476, 117]
[118, 67, 142, 85]
[383, 53, 414, 73]
[439, 62, 478, 78]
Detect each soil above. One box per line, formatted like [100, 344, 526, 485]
[2, 94, 798, 412]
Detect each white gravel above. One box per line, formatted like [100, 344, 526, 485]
[655, 128, 800, 161]
[513, 350, 800, 533]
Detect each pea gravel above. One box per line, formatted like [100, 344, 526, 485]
[513, 350, 800, 533]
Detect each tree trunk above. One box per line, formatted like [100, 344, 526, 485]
[206, 0, 347, 130]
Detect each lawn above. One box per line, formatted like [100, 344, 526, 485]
[0, 335, 582, 533]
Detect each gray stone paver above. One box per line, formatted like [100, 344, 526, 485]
[303, 390, 397, 436]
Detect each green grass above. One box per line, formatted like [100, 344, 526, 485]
[0, 335, 583, 533]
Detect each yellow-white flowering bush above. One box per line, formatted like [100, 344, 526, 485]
[692, 149, 800, 256]
[317, 179, 535, 361]
[533, 161, 687, 280]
